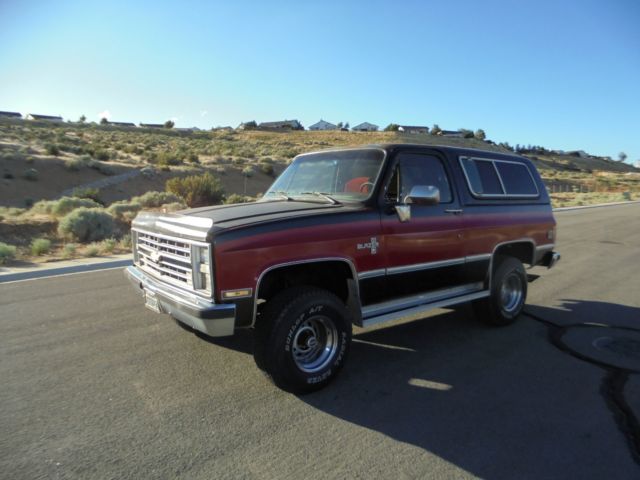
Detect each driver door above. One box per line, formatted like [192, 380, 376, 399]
[380, 151, 466, 298]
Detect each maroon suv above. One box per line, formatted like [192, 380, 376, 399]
[126, 144, 560, 392]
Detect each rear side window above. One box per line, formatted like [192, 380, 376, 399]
[460, 157, 539, 198]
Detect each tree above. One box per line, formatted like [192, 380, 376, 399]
[336, 122, 343, 129]
[618, 152, 627, 162]
[474, 129, 486, 141]
[384, 123, 400, 132]
[458, 128, 474, 139]
[344, 122, 350, 129]
[431, 124, 442, 135]
[79, 115, 86, 123]
[164, 120, 175, 129]
[100, 117, 108, 125]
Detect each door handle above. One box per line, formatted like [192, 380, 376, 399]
[445, 209, 463, 215]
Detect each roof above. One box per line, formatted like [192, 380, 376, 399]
[258, 120, 302, 128]
[399, 125, 429, 130]
[352, 122, 379, 130]
[139, 123, 164, 128]
[309, 119, 337, 128]
[0, 111, 22, 118]
[108, 121, 136, 127]
[27, 113, 63, 120]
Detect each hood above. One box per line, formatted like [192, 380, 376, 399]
[132, 200, 352, 242]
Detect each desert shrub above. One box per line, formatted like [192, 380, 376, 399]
[87, 159, 115, 175]
[224, 194, 251, 204]
[100, 238, 117, 254]
[140, 166, 155, 178]
[107, 201, 142, 219]
[23, 168, 38, 181]
[160, 202, 186, 212]
[3, 172, 14, 179]
[92, 149, 110, 161]
[259, 162, 274, 176]
[0, 242, 17, 264]
[65, 157, 85, 171]
[118, 233, 132, 249]
[132, 191, 181, 208]
[30, 238, 51, 256]
[45, 144, 60, 156]
[154, 151, 182, 166]
[72, 187, 101, 203]
[187, 153, 200, 163]
[166, 172, 224, 207]
[62, 243, 77, 259]
[85, 244, 100, 257]
[58, 208, 115, 242]
[40, 196, 101, 217]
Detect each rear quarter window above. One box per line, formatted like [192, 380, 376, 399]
[460, 157, 539, 198]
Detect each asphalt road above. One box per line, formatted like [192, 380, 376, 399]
[1, 204, 639, 479]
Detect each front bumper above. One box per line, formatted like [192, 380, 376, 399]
[125, 265, 236, 337]
[540, 251, 561, 269]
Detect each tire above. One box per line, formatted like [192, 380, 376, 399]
[473, 256, 527, 326]
[253, 286, 352, 394]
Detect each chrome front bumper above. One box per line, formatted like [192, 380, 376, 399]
[125, 266, 236, 337]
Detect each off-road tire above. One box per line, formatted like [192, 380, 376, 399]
[473, 256, 527, 326]
[253, 286, 352, 394]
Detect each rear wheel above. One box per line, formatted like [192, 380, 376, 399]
[473, 256, 527, 326]
[253, 286, 352, 393]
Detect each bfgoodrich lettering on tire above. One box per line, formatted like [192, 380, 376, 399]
[473, 256, 527, 326]
[253, 286, 352, 393]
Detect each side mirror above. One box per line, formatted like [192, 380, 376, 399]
[404, 185, 440, 206]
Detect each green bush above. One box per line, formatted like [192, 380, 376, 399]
[224, 194, 251, 204]
[45, 144, 60, 156]
[132, 191, 181, 208]
[62, 243, 77, 259]
[30, 238, 51, 256]
[65, 158, 85, 171]
[107, 201, 142, 219]
[259, 162, 274, 176]
[58, 208, 115, 242]
[72, 187, 101, 203]
[93, 149, 110, 161]
[34, 196, 101, 217]
[23, 168, 38, 181]
[0, 242, 17, 264]
[100, 238, 117, 254]
[86, 244, 100, 257]
[166, 172, 225, 207]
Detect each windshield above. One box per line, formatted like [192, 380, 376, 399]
[262, 149, 385, 203]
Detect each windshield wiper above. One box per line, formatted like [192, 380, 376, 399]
[299, 192, 341, 205]
[268, 191, 294, 201]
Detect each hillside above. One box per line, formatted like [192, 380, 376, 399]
[0, 117, 638, 264]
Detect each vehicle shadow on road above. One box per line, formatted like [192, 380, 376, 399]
[300, 300, 640, 478]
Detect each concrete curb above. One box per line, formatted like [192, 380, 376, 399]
[0, 256, 132, 283]
[554, 200, 640, 212]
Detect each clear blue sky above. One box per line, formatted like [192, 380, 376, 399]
[1, 0, 638, 163]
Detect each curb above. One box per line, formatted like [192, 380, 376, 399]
[553, 200, 640, 212]
[0, 257, 132, 283]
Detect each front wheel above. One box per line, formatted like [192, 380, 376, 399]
[473, 256, 527, 326]
[253, 287, 352, 393]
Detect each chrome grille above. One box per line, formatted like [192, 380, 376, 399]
[135, 231, 194, 288]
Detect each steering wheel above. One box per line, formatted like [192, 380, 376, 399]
[359, 182, 374, 193]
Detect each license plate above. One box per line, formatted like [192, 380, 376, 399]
[144, 292, 161, 313]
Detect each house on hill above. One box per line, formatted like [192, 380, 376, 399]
[139, 123, 164, 128]
[258, 120, 304, 131]
[309, 119, 337, 131]
[352, 122, 379, 132]
[398, 125, 429, 134]
[108, 121, 136, 127]
[439, 130, 464, 138]
[0, 111, 22, 119]
[26, 113, 63, 122]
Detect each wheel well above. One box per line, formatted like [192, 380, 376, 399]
[493, 241, 535, 268]
[257, 261, 354, 306]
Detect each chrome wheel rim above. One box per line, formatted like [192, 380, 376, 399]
[500, 272, 523, 313]
[291, 316, 338, 373]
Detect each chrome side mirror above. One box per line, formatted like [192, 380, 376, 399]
[404, 185, 440, 205]
[395, 185, 440, 222]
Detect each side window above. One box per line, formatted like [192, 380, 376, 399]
[386, 154, 452, 203]
[460, 157, 539, 198]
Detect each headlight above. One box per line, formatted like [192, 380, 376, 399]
[191, 245, 213, 293]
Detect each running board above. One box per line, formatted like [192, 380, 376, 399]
[361, 286, 489, 329]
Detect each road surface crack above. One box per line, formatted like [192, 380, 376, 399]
[523, 310, 640, 465]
